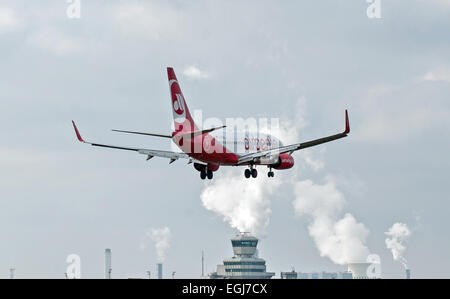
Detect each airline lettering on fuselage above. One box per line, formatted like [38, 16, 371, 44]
[244, 136, 273, 151]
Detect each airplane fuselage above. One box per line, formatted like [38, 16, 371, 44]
[172, 131, 285, 166]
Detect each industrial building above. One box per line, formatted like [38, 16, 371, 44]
[280, 270, 298, 279]
[208, 233, 275, 279]
[296, 271, 353, 279]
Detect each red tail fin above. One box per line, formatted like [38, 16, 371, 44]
[167, 67, 197, 133]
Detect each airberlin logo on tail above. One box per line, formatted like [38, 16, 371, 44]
[174, 94, 185, 115]
[169, 80, 186, 123]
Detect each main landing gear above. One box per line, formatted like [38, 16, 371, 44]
[200, 169, 214, 180]
[244, 167, 258, 179]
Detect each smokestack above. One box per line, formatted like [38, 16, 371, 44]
[406, 269, 411, 279]
[157, 263, 163, 279]
[105, 248, 112, 279]
[202, 251, 204, 277]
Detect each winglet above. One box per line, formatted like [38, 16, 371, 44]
[72, 120, 86, 143]
[344, 110, 350, 134]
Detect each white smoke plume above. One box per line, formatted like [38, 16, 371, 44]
[292, 178, 371, 264]
[385, 223, 411, 269]
[146, 227, 171, 263]
[200, 171, 281, 237]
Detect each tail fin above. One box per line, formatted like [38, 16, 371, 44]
[167, 67, 197, 133]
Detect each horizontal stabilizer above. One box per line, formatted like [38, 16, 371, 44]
[177, 126, 226, 138]
[112, 129, 172, 138]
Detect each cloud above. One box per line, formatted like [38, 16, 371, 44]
[417, 0, 450, 8]
[260, 97, 324, 171]
[355, 83, 450, 142]
[0, 6, 22, 33]
[422, 67, 450, 83]
[110, 2, 185, 40]
[27, 28, 87, 55]
[183, 66, 211, 80]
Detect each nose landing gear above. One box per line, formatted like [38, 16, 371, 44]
[267, 166, 275, 178]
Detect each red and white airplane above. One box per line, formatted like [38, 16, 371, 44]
[72, 67, 350, 180]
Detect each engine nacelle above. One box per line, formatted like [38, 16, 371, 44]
[258, 155, 279, 165]
[272, 153, 294, 170]
[194, 163, 220, 172]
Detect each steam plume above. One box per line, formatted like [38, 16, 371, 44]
[200, 170, 281, 236]
[385, 223, 411, 268]
[150, 227, 171, 263]
[292, 178, 371, 264]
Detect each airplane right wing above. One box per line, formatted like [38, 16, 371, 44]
[237, 110, 350, 165]
[72, 121, 191, 164]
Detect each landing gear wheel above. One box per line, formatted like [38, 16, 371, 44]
[207, 170, 213, 180]
[251, 168, 258, 178]
[244, 169, 251, 178]
[268, 171, 274, 178]
[200, 171, 206, 180]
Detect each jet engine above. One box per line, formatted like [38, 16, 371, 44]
[272, 153, 294, 170]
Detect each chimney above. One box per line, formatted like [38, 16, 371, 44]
[406, 269, 411, 279]
[105, 249, 112, 279]
[157, 263, 163, 279]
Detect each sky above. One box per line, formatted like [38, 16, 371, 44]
[0, 0, 449, 279]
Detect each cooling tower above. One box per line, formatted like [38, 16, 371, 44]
[347, 263, 371, 279]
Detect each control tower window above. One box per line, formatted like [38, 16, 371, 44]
[232, 240, 258, 247]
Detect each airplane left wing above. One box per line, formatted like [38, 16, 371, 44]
[72, 121, 190, 164]
[238, 110, 350, 165]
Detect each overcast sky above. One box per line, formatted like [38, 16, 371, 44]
[0, 0, 449, 278]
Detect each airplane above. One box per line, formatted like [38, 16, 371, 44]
[72, 67, 350, 180]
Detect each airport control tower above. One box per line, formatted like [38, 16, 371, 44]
[209, 233, 275, 279]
